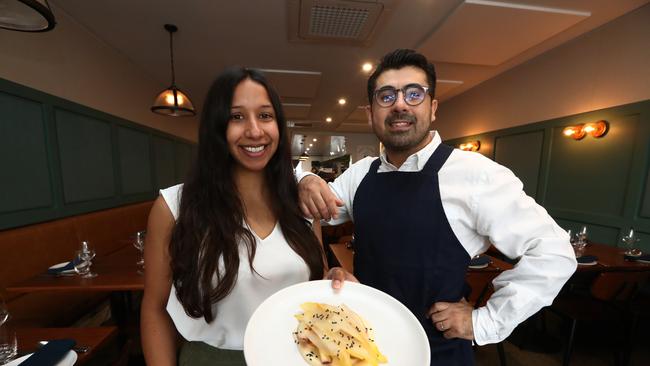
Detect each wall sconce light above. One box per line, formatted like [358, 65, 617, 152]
[563, 120, 608, 140]
[583, 120, 608, 138]
[563, 124, 586, 140]
[459, 141, 480, 152]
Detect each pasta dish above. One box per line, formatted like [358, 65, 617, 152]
[293, 302, 388, 366]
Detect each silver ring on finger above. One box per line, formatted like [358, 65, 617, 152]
[438, 322, 445, 331]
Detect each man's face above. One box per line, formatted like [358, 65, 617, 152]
[367, 66, 438, 154]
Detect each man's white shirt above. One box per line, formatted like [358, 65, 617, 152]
[299, 131, 577, 345]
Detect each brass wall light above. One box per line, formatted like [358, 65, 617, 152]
[459, 141, 480, 152]
[562, 124, 586, 140]
[563, 120, 608, 140]
[151, 24, 196, 117]
[583, 120, 608, 138]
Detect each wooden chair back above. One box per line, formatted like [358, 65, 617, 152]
[590, 271, 650, 302]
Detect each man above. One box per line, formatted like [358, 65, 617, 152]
[302, 49, 577, 365]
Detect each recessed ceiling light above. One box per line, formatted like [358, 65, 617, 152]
[306, 147, 310, 151]
[326, 117, 332, 123]
[309, 143, 313, 147]
[313, 138, 317, 142]
[338, 98, 346, 105]
[362, 63, 373, 72]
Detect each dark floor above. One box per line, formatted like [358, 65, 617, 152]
[476, 310, 650, 366]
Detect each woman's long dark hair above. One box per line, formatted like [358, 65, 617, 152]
[170, 67, 324, 322]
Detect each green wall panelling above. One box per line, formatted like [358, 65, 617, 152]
[638, 135, 650, 219]
[175, 143, 193, 184]
[0, 92, 52, 213]
[152, 136, 177, 190]
[55, 108, 116, 204]
[445, 99, 650, 249]
[494, 131, 544, 199]
[641, 167, 650, 219]
[545, 114, 638, 217]
[0, 78, 196, 230]
[117, 126, 153, 195]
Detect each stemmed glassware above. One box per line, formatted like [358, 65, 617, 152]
[133, 231, 146, 275]
[0, 298, 7, 326]
[0, 298, 17, 363]
[571, 226, 588, 257]
[622, 227, 642, 257]
[74, 241, 98, 278]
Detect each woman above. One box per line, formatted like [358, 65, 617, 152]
[141, 67, 325, 365]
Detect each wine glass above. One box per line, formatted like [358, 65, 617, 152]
[74, 242, 98, 278]
[0, 300, 17, 363]
[572, 226, 588, 257]
[133, 231, 146, 275]
[622, 228, 642, 257]
[0, 298, 8, 326]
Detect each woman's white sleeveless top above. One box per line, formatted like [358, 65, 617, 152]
[160, 184, 310, 350]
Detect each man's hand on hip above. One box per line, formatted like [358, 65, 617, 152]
[427, 298, 474, 340]
[298, 175, 343, 220]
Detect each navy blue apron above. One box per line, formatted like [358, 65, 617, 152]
[353, 143, 474, 365]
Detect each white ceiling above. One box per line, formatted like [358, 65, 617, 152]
[51, 0, 648, 157]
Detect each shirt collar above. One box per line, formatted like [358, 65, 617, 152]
[379, 131, 442, 172]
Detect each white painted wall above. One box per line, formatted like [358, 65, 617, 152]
[437, 4, 650, 140]
[0, 5, 198, 142]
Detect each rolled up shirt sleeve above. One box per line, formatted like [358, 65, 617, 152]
[465, 157, 577, 345]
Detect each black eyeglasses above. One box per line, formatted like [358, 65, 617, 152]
[373, 84, 430, 107]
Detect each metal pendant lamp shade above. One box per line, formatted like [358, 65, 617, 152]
[0, 0, 56, 32]
[151, 24, 196, 117]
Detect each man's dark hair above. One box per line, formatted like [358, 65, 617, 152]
[367, 49, 437, 105]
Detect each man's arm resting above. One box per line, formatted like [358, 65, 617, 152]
[298, 173, 344, 220]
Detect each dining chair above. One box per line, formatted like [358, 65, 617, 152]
[552, 271, 650, 366]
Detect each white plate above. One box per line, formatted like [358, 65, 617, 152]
[49, 262, 75, 275]
[1, 350, 77, 366]
[244, 280, 430, 366]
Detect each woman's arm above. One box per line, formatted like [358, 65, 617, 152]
[141, 196, 179, 365]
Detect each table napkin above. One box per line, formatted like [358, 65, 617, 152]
[469, 255, 491, 268]
[47, 258, 79, 275]
[576, 255, 598, 264]
[20, 339, 76, 366]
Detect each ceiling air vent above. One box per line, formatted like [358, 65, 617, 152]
[288, 0, 398, 46]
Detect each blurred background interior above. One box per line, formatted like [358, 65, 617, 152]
[1, 0, 650, 365]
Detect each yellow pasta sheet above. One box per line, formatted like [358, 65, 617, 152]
[293, 302, 388, 366]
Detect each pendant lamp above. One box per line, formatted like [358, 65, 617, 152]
[151, 24, 195, 117]
[0, 0, 56, 32]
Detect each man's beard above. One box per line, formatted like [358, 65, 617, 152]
[375, 112, 430, 151]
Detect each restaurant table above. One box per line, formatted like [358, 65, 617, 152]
[16, 326, 118, 364]
[6, 245, 144, 293]
[576, 241, 650, 272]
[6, 244, 143, 326]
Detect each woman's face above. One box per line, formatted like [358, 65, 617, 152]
[226, 78, 280, 172]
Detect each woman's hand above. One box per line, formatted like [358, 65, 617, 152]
[325, 267, 358, 289]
